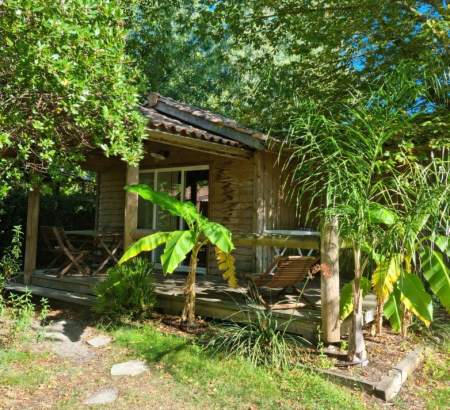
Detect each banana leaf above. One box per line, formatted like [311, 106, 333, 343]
[398, 273, 433, 327]
[161, 231, 196, 274]
[119, 232, 170, 264]
[421, 246, 450, 312]
[384, 286, 402, 332]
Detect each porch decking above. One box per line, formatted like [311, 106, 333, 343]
[6, 270, 377, 341]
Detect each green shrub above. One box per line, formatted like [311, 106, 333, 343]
[94, 257, 156, 320]
[0, 225, 23, 285]
[202, 306, 310, 369]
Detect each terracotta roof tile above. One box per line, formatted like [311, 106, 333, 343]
[141, 106, 243, 148]
[142, 93, 267, 149]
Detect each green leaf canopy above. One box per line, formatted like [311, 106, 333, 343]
[0, 0, 146, 193]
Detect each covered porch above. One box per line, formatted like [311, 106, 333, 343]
[7, 269, 376, 341]
[10, 93, 364, 343]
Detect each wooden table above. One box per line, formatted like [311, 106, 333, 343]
[66, 230, 123, 274]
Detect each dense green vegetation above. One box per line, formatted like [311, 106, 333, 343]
[127, 1, 448, 137]
[0, 0, 146, 196]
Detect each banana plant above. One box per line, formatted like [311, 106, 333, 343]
[383, 235, 450, 333]
[119, 184, 238, 326]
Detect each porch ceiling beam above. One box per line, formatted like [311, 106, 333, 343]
[146, 129, 254, 160]
[152, 101, 265, 150]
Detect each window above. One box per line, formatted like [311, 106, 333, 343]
[138, 166, 209, 271]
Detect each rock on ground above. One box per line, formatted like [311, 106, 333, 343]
[84, 387, 118, 405]
[86, 335, 112, 348]
[111, 360, 149, 377]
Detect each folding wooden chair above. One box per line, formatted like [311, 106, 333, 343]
[248, 256, 319, 310]
[40, 226, 65, 269]
[51, 227, 90, 277]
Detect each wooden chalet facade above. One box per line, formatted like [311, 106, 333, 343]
[90, 93, 303, 276]
[17, 93, 350, 343]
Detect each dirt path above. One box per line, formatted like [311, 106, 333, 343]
[0, 317, 212, 410]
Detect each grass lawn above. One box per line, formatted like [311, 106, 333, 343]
[0, 304, 448, 409]
[110, 323, 367, 410]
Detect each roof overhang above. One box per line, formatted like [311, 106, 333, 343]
[146, 129, 254, 160]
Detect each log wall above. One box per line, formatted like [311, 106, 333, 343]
[96, 142, 302, 276]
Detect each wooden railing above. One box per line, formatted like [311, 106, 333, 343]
[131, 229, 320, 250]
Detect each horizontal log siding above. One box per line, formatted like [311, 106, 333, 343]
[258, 151, 300, 271]
[96, 146, 257, 276]
[208, 157, 256, 275]
[97, 166, 126, 230]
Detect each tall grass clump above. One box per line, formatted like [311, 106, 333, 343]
[203, 303, 310, 369]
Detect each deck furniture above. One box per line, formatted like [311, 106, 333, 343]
[248, 255, 319, 310]
[93, 232, 123, 274]
[51, 227, 90, 277]
[40, 226, 65, 269]
[65, 230, 123, 274]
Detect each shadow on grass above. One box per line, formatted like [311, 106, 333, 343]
[108, 321, 367, 410]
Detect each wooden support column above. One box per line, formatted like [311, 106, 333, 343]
[253, 152, 265, 273]
[124, 164, 139, 250]
[320, 217, 341, 343]
[24, 187, 40, 285]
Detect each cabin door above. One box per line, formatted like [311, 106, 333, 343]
[138, 166, 209, 272]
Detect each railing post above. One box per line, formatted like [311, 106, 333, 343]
[24, 187, 40, 285]
[253, 151, 265, 273]
[320, 216, 340, 343]
[124, 164, 139, 250]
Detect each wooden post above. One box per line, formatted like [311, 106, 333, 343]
[320, 217, 340, 343]
[253, 152, 265, 273]
[124, 164, 139, 250]
[24, 187, 40, 285]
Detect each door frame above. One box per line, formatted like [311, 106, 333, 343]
[139, 165, 210, 273]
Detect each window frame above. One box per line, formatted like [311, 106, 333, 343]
[139, 165, 209, 273]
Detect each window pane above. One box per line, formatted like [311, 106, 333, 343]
[155, 171, 182, 231]
[138, 172, 154, 229]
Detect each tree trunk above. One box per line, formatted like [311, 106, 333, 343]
[376, 298, 383, 335]
[320, 217, 341, 344]
[348, 244, 368, 364]
[181, 245, 200, 326]
[401, 310, 411, 337]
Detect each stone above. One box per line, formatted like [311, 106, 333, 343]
[111, 360, 149, 377]
[51, 341, 95, 361]
[86, 335, 112, 348]
[43, 331, 71, 343]
[84, 387, 118, 405]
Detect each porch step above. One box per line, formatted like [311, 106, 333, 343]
[30, 270, 102, 296]
[4, 283, 95, 306]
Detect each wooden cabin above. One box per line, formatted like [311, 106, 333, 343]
[88, 93, 311, 276]
[14, 93, 365, 343]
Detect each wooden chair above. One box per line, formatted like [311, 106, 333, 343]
[51, 227, 90, 277]
[40, 226, 65, 269]
[248, 256, 319, 310]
